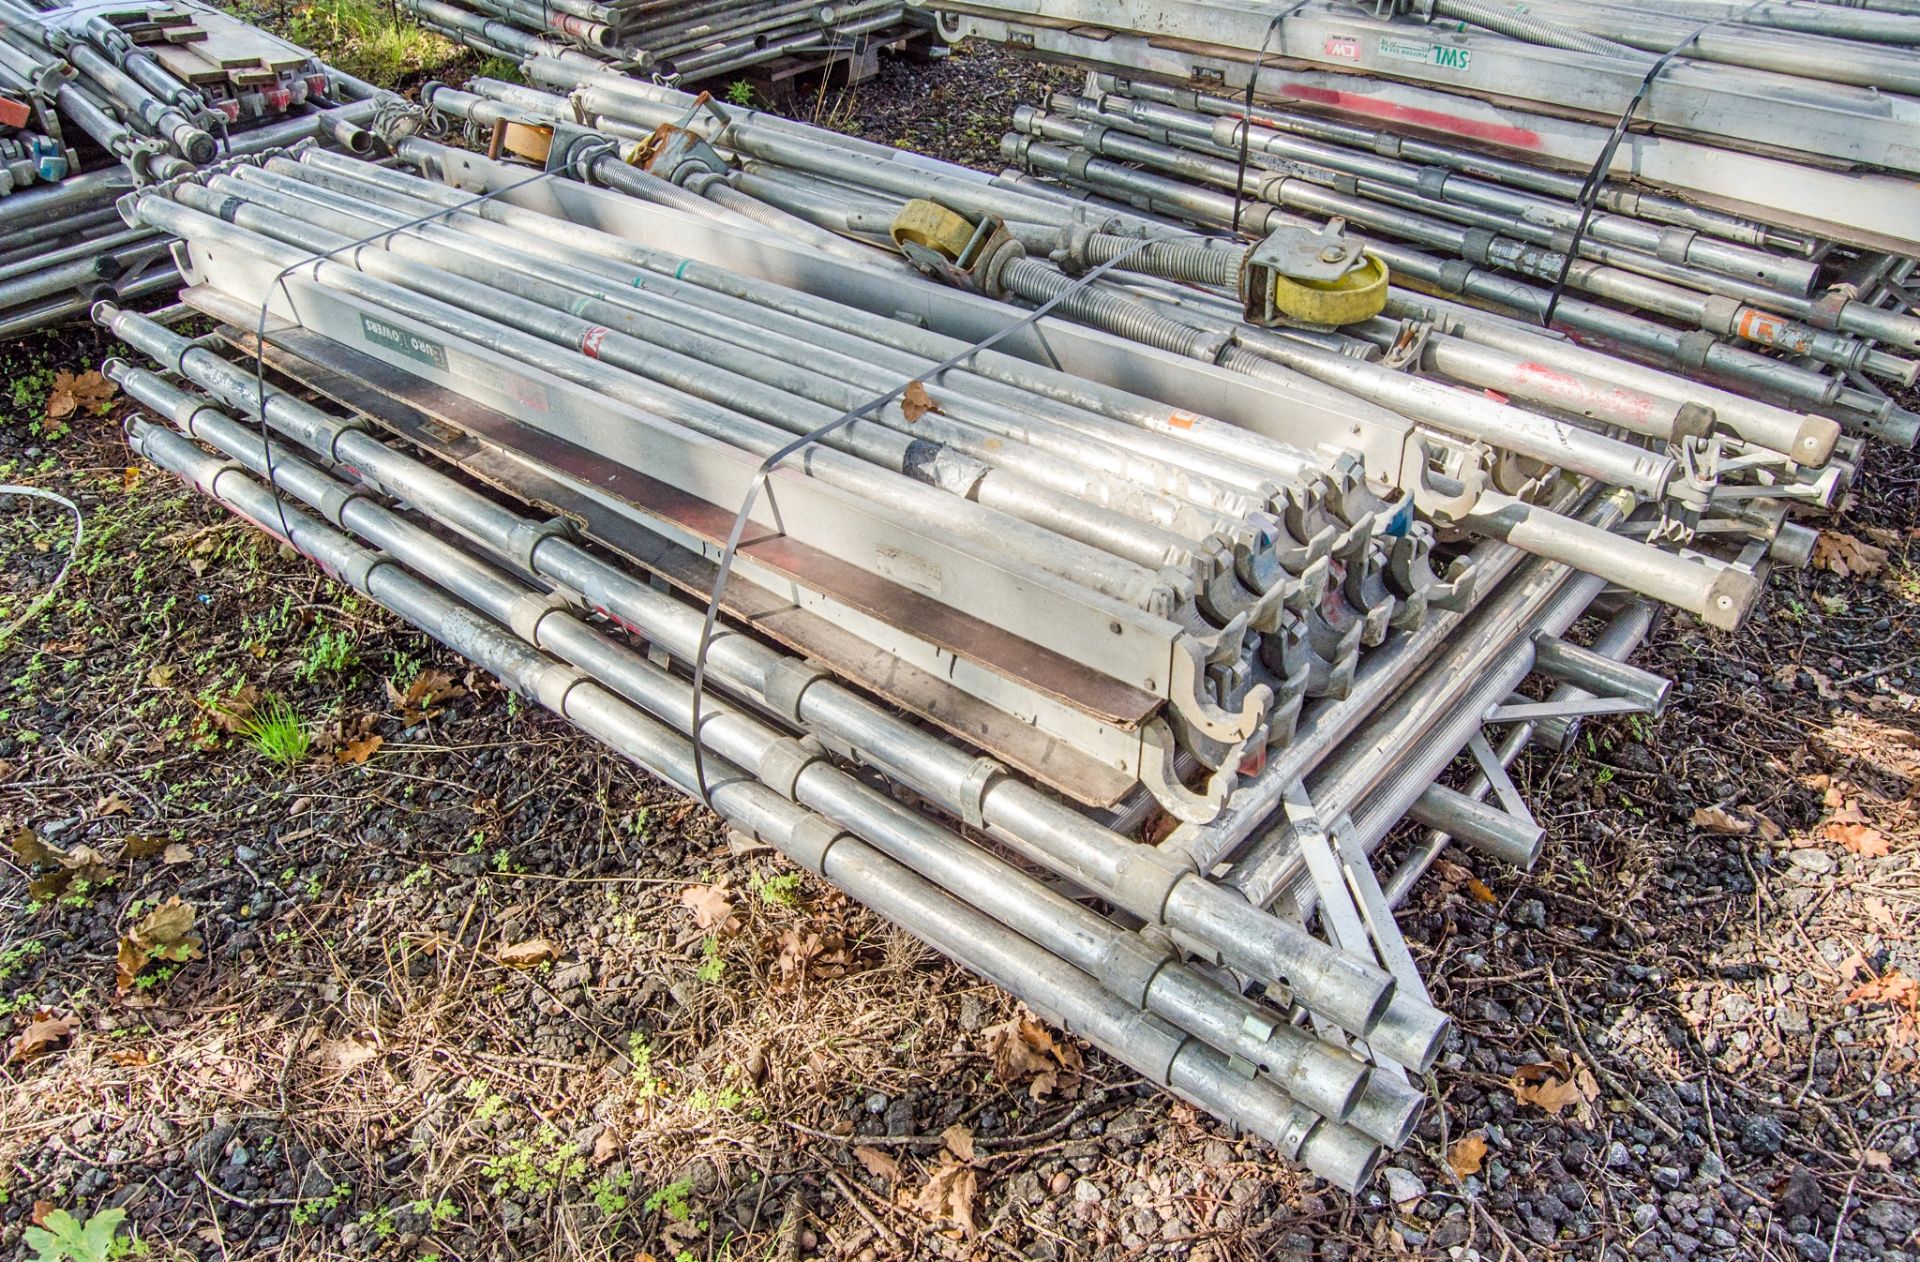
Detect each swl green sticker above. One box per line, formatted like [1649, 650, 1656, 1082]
[360, 313, 448, 370]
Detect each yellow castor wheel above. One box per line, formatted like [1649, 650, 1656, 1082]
[890, 199, 980, 263]
[1266, 251, 1390, 328]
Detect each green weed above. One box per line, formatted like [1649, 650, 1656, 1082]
[284, 0, 456, 83]
[296, 629, 357, 681]
[239, 696, 311, 766]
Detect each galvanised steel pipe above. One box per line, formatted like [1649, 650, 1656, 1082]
[1457, 491, 1759, 632]
[1532, 634, 1671, 717]
[0, 266, 174, 338]
[1011, 109, 1920, 366]
[999, 223, 1695, 486]
[1166, 485, 1610, 875]
[0, 0, 214, 163]
[1504, 0, 1920, 93]
[243, 156, 1270, 572]
[1004, 135, 1859, 415]
[1621, 0, 1920, 42]
[409, 84, 950, 270]
[1096, 76, 1810, 253]
[1529, 600, 1659, 752]
[199, 163, 1241, 594]
[1228, 556, 1619, 912]
[1380, 597, 1659, 908]
[1405, 785, 1544, 869]
[113, 360, 1382, 1136]
[753, 165, 1681, 503]
[1381, 293, 1842, 463]
[96, 301, 1406, 1048]
[281, 145, 1291, 533]
[121, 414, 1383, 1192]
[1430, 0, 1645, 58]
[137, 189, 1195, 624]
[1056, 92, 1818, 297]
[345, 139, 1342, 504]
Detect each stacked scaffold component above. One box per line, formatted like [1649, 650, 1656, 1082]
[98, 48, 1906, 1186]
[397, 0, 926, 85]
[0, 0, 384, 338]
[920, 3, 1920, 317]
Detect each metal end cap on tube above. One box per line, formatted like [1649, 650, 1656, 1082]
[1369, 993, 1451, 1078]
[1347, 1070, 1424, 1150]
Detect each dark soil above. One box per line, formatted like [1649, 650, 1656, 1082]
[1, 37, 1916, 1262]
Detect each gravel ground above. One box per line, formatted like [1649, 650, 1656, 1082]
[2, 38, 1918, 1262]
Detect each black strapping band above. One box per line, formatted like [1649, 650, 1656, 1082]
[686, 232, 1177, 805]
[1538, 0, 1770, 328]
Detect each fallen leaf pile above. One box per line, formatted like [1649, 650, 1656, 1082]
[6, 1011, 76, 1064]
[908, 1124, 978, 1238]
[10, 826, 110, 902]
[984, 1012, 1084, 1100]
[116, 897, 204, 995]
[679, 883, 741, 935]
[1508, 1056, 1600, 1124]
[387, 668, 466, 724]
[1811, 529, 1889, 580]
[1446, 1133, 1489, 1179]
[45, 369, 117, 421]
[772, 926, 855, 986]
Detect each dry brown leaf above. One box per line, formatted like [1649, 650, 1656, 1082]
[146, 663, 175, 689]
[911, 1160, 978, 1237]
[45, 369, 116, 421]
[497, 938, 559, 969]
[161, 843, 194, 865]
[386, 668, 465, 724]
[204, 684, 261, 735]
[335, 735, 383, 766]
[1848, 970, 1920, 1011]
[1446, 1133, 1488, 1179]
[123, 835, 170, 859]
[679, 883, 740, 935]
[1863, 1149, 1894, 1171]
[900, 381, 944, 423]
[1691, 806, 1753, 835]
[94, 793, 131, 818]
[30, 1201, 55, 1228]
[984, 1014, 1083, 1099]
[1827, 821, 1891, 858]
[941, 1123, 975, 1164]
[9, 826, 57, 866]
[116, 898, 202, 994]
[772, 927, 854, 985]
[1812, 530, 1890, 580]
[7, 1011, 76, 1063]
[1464, 877, 1498, 905]
[320, 1036, 380, 1075]
[853, 1145, 901, 1184]
[592, 1127, 622, 1167]
[1509, 1060, 1599, 1122]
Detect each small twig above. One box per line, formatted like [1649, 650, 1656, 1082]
[1546, 964, 1683, 1143]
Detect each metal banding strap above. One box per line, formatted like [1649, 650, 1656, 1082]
[244, 166, 563, 563]
[684, 227, 1199, 806]
[1228, 1, 1313, 237]
[1538, 0, 1772, 328]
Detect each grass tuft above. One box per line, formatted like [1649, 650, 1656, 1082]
[284, 0, 457, 84]
[239, 695, 312, 767]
